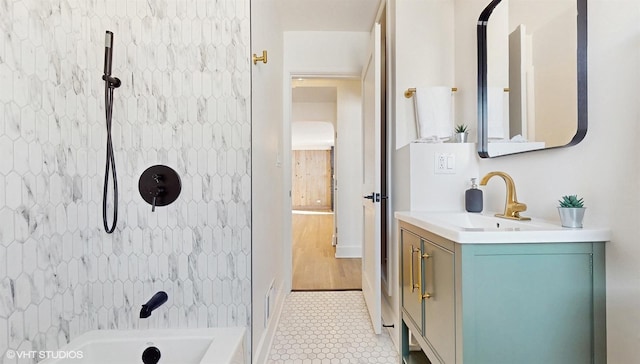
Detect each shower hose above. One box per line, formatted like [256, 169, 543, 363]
[102, 80, 118, 233]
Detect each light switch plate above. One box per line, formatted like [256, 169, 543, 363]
[435, 153, 456, 174]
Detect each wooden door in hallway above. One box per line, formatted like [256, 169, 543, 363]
[292, 211, 361, 290]
[292, 150, 333, 210]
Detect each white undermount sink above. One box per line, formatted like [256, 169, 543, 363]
[395, 211, 611, 244]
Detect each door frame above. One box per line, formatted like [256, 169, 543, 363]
[281, 2, 391, 301]
[282, 73, 361, 293]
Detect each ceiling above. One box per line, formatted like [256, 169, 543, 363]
[275, 0, 379, 32]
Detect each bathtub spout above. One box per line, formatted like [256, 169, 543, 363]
[140, 291, 168, 319]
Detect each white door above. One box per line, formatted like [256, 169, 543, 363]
[361, 22, 382, 335]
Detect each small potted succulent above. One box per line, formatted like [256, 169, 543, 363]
[454, 124, 468, 143]
[557, 195, 586, 228]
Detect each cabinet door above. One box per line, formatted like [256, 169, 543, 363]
[401, 229, 423, 335]
[423, 239, 455, 364]
[463, 245, 594, 364]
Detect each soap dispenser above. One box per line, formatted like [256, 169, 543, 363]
[465, 178, 483, 213]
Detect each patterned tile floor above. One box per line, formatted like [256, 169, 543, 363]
[267, 291, 399, 363]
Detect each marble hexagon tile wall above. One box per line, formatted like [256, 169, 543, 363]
[0, 0, 251, 361]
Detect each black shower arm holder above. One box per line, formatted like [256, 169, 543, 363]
[103, 75, 121, 89]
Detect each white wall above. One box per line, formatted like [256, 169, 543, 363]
[250, 1, 285, 362]
[291, 121, 335, 150]
[284, 32, 370, 76]
[334, 80, 364, 257]
[394, 0, 455, 148]
[291, 102, 337, 126]
[290, 84, 337, 150]
[401, 143, 479, 212]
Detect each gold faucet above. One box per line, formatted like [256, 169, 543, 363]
[479, 171, 531, 221]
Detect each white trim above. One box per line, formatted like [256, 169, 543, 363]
[282, 77, 293, 296]
[335, 244, 362, 258]
[251, 287, 288, 364]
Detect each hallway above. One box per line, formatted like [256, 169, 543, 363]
[267, 291, 398, 363]
[292, 211, 361, 291]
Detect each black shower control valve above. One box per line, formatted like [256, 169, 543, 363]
[139, 165, 181, 212]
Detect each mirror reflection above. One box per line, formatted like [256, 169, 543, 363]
[478, 0, 587, 157]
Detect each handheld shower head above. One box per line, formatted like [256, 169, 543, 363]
[102, 30, 120, 88]
[104, 31, 113, 77]
[105, 30, 113, 47]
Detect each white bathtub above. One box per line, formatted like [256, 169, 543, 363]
[39, 327, 245, 364]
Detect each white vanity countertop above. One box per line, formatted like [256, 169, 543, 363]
[395, 211, 611, 244]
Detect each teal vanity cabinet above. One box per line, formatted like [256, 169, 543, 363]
[401, 226, 456, 363]
[399, 221, 606, 364]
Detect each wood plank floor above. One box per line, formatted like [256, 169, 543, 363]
[292, 211, 362, 291]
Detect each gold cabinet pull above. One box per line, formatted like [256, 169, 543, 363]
[253, 50, 267, 65]
[410, 246, 420, 292]
[417, 247, 423, 302]
[420, 251, 433, 301]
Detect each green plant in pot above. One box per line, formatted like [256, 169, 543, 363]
[558, 195, 586, 228]
[454, 124, 468, 143]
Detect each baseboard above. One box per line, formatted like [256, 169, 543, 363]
[335, 245, 362, 258]
[381, 293, 400, 352]
[252, 287, 287, 364]
[292, 288, 361, 292]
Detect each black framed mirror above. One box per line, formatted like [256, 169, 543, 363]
[477, 0, 587, 157]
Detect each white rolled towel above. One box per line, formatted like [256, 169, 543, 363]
[487, 87, 507, 139]
[413, 86, 453, 141]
